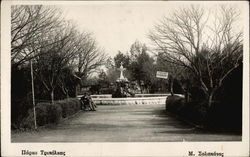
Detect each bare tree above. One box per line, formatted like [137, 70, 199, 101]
[33, 24, 79, 103]
[149, 5, 243, 107]
[11, 5, 62, 67]
[156, 52, 186, 96]
[73, 33, 106, 83]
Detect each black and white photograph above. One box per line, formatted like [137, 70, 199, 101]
[1, 1, 249, 157]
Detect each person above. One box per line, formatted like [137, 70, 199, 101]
[87, 93, 97, 111]
[80, 92, 97, 111]
[80, 93, 89, 110]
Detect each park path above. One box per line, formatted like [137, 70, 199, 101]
[12, 104, 241, 142]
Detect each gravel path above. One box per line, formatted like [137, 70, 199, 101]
[12, 104, 241, 142]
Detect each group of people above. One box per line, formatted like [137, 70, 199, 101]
[80, 93, 97, 111]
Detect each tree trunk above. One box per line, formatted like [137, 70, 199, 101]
[207, 92, 214, 107]
[51, 90, 54, 104]
[185, 81, 190, 103]
[170, 77, 174, 96]
[64, 88, 69, 100]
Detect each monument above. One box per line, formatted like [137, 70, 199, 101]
[112, 62, 132, 97]
[116, 62, 128, 82]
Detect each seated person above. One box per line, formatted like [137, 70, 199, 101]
[81, 93, 97, 111]
[87, 93, 97, 111]
[80, 93, 90, 110]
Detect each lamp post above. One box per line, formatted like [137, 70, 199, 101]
[30, 59, 37, 129]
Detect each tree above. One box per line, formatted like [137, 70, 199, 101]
[73, 33, 106, 83]
[33, 24, 81, 103]
[11, 5, 106, 129]
[105, 57, 119, 83]
[156, 52, 186, 96]
[58, 66, 79, 99]
[130, 40, 147, 62]
[11, 5, 62, 67]
[149, 5, 243, 107]
[129, 41, 155, 93]
[114, 51, 130, 68]
[97, 70, 110, 89]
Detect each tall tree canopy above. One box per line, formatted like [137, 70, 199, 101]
[149, 5, 243, 107]
[11, 5, 106, 103]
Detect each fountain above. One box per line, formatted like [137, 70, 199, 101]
[112, 62, 134, 98]
[77, 62, 182, 105]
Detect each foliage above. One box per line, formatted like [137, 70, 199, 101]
[57, 98, 81, 118]
[165, 62, 242, 131]
[11, 66, 32, 129]
[97, 70, 110, 88]
[104, 41, 173, 94]
[106, 41, 157, 93]
[114, 51, 130, 68]
[128, 41, 156, 93]
[20, 98, 81, 129]
[21, 102, 62, 128]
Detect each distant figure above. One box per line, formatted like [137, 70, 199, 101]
[80, 93, 89, 110]
[80, 93, 96, 111]
[87, 93, 97, 111]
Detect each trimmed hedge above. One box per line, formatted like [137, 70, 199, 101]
[165, 95, 241, 131]
[20, 98, 81, 129]
[165, 96, 208, 125]
[57, 98, 81, 118]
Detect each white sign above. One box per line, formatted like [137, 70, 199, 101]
[156, 71, 168, 79]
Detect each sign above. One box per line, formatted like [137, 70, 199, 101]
[156, 71, 168, 79]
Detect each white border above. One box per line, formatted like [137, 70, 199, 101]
[1, 1, 249, 157]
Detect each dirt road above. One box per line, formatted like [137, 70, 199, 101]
[12, 104, 241, 142]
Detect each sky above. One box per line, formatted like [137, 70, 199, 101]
[58, 1, 246, 58]
[59, 2, 176, 57]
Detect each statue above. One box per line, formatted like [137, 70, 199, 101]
[117, 62, 128, 82]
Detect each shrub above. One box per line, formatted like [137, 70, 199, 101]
[56, 100, 69, 118]
[46, 103, 62, 124]
[20, 102, 62, 129]
[19, 98, 81, 129]
[112, 88, 126, 98]
[19, 109, 35, 129]
[165, 94, 241, 132]
[165, 95, 185, 112]
[56, 98, 81, 118]
[19, 98, 83, 129]
[165, 96, 208, 125]
[35, 103, 50, 126]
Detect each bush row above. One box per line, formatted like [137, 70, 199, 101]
[165, 95, 242, 132]
[20, 98, 81, 129]
[165, 96, 207, 125]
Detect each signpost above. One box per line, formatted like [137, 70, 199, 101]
[156, 71, 172, 95]
[156, 71, 168, 79]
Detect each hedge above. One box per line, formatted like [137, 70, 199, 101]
[20, 98, 81, 129]
[165, 96, 207, 125]
[57, 98, 81, 118]
[165, 95, 241, 132]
